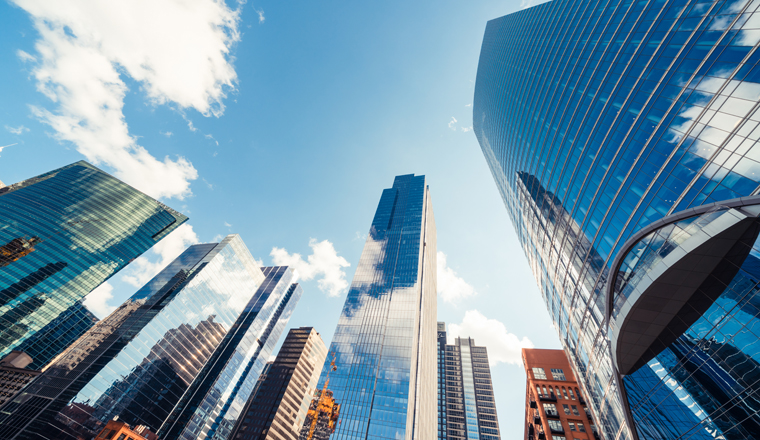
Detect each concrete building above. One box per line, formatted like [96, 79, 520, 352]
[94, 420, 158, 440]
[231, 327, 327, 440]
[0, 351, 40, 407]
[437, 326, 500, 440]
[522, 349, 597, 440]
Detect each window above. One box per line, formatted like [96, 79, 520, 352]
[543, 403, 558, 416]
[555, 386, 561, 397]
[533, 367, 547, 379]
[571, 405, 579, 416]
[551, 368, 566, 380]
[552, 437, 566, 440]
[548, 420, 564, 432]
[578, 423, 586, 433]
[569, 422, 577, 432]
[568, 388, 576, 400]
[563, 404, 571, 415]
[543, 385, 549, 396]
[562, 388, 569, 399]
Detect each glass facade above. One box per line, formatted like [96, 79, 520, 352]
[440, 336, 500, 440]
[0, 160, 187, 366]
[474, 0, 760, 439]
[0, 234, 299, 440]
[318, 174, 437, 440]
[437, 322, 447, 440]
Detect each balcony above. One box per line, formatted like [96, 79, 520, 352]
[579, 397, 586, 405]
[544, 410, 560, 419]
[593, 432, 601, 440]
[534, 414, 541, 425]
[530, 400, 537, 409]
[538, 393, 557, 402]
[538, 433, 545, 440]
[550, 427, 565, 435]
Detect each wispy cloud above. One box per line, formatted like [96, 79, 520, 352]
[13, 0, 242, 200]
[0, 143, 18, 157]
[437, 251, 476, 303]
[448, 116, 457, 130]
[255, 7, 265, 24]
[121, 224, 200, 288]
[449, 310, 534, 366]
[461, 126, 472, 133]
[6, 125, 29, 135]
[520, 0, 551, 9]
[83, 282, 116, 317]
[16, 49, 36, 63]
[271, 239, 350, 297]
[160, 130, 173, 137]
[224, 221, 232, 227]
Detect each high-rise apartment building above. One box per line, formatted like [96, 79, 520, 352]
[0, 161, 186, 365]
[230, 327, 327, 440]
[319, 174, 437, 440]
[436, 323, 447, 440]
[474, 1, 760, 438]
[436, 324, 500, 440]
[0, 235, 301, 440]
[522, 349, 597, 440]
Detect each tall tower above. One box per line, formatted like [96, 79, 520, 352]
[474, 0, 760, 438]
[0, 235, 301, 440]
[438, 335, 500, 440]
[320, 174, 437, 440]
[229, 327, 328, 440]
[0, 161, 187, 365]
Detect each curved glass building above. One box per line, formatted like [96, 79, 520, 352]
[474, 0, 760, 439]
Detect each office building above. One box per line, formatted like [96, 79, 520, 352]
[0, 352, 40, 407]
[0, 235, 301, 440]
[298, 384, 341, 440]
[436, 324, 500, 440]
[522, 349, 596, 440]
[436, 323, 446, 440]
[318, 174, 437, 440]
[0, 161, 187, 365]
[230, 327, 327, 440]
[474, 0, 760, 438]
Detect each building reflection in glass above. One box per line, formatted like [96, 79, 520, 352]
[317, 174, 437, 440]
[0, 234, 300, 440]
[0, 161, 187, 366]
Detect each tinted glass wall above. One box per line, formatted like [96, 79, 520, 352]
[319, 174, 437, 440]
[0, 234, 296, 440]
[0, 161, 187, 365]
[474, 0, 760, 438]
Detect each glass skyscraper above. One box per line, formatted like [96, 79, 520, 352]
[0, 235, 301, 440]
[474, 0, 760, 439]
[319, 174, 437, 440]
[0, 160, 187, 366]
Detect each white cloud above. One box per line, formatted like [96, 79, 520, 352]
[520, 0, 551, 9]
[255, 8, 265, 24]
[353, 231, 366, 241]
[461, 126, 472, 133]
[465, 103, 472, 108]
[271, 239, 350, 297]
[83, 282, 116, 318]
[224, 221, 232, 227]
[6, 125, 29, 135]
[437, 251, 476, 303]
[121, 224, 200, 287]
[448, 310, 534, 366]
[160, 130, 173, 137]
[17, 49, 36, 62]
[0, 143, 18, 157]
[13, 0, 242, 199]
[448, 116, 457, 130]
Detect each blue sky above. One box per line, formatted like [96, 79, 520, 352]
[0, 0, 558, 435]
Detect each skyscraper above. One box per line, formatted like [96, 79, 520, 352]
[230, 327, 327, 440]
[474, 1, 760, 438]
[0, 161, 187, 365]
[522, 349, 596, 440]
[319, 174, 437, 440]
[0, 235, 300, 440]
[436, 324, 500, 440]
